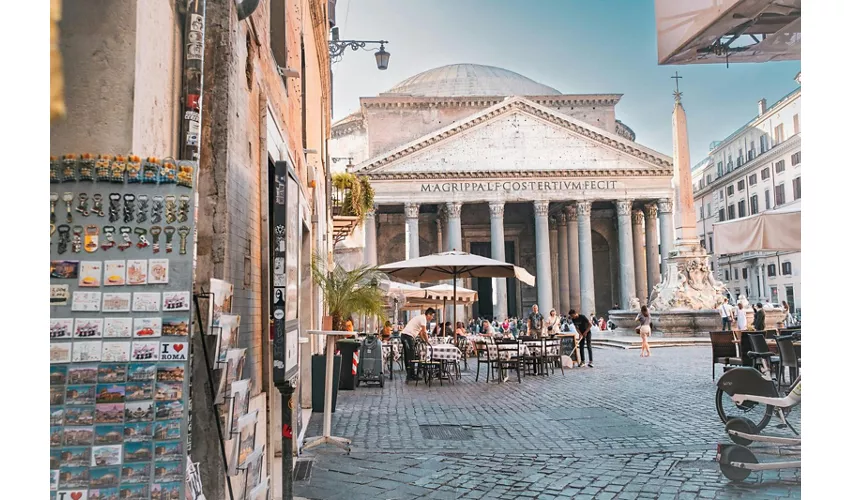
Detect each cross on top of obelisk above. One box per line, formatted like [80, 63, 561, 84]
[672, 71, 683, 102]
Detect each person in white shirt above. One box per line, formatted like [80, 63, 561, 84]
[718, 297, 733, 331]
[400, 308, 435, 382]
[735, 302, 748, 332]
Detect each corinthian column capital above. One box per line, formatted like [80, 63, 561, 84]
[488, 202, 505, 218]
[404, 202, 419, 219]
[644, 202, 658, 219]
[533, 200, 549, 217]
[631, 209, 644, 226]
[576, 201, 592, 217]
[446, 202, 463, 219]
[657, 198, 673, 214]
[616, 199, 634, 217]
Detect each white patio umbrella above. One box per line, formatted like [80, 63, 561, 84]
[424, 284, 478, 329]
[714, 200, 801, 254]
[378, 251, 535, 341]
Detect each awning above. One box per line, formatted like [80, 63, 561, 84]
[714, 201, 801, 254]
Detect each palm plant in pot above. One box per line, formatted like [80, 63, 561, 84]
[311, 255, 387, 331]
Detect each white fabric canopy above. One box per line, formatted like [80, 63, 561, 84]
[424, 284, 478, 302]
[378, 251, 535, 286]
[714, 201, 801, 254]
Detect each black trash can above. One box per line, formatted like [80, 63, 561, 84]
[311, 354, 341, 413]
[337, 339, 361, 391]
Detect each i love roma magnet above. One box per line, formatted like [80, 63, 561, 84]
[57, 490, 87, 500]
[160, 342, 188, 361]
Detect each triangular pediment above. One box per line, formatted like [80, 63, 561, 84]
[353, 97, 673, 178]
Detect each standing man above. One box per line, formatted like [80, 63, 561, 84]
[754, 303, 766, 331]
[570, 309, 593, 368]
[527, 304, 544, 339]
[718, 297, 733, 331]
[400, 307, 435, 382]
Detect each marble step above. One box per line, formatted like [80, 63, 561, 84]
[593, 334, 711, 350]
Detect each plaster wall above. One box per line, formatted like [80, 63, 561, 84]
[365, 105, 485, 157]
[329, 124, 368, 171]
[549, 103, 617, 134]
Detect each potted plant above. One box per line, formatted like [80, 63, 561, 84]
[331, 172, 375, 223]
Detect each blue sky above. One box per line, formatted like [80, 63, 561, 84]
[330, 0, 800, 164]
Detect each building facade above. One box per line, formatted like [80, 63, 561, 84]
[331, 64, 676, 320]
[691, 73, 801, 313]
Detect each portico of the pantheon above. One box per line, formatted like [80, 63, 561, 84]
[331, 64, 676, 321]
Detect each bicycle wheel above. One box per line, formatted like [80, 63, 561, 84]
[715, 388, 773, 431]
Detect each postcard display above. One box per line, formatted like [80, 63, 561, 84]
[50, 155, 196, 500]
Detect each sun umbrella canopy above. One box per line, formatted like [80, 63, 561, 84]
[424, 284, 478, 302]
[378, 251, 535, 285]
[714, 201, 801, 254]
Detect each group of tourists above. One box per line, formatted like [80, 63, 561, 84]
[717, 297, 797, 332]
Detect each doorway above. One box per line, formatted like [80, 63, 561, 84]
[468, 241, 517, 320]
[592, 231, 613, 315]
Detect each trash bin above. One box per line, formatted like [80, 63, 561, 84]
[337, 339, 361, 391]
[311, 354, 341, 413]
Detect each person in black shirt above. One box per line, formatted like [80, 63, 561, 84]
[569, 309, 593, 368]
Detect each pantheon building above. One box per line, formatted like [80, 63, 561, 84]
[331, 64, 677, 320]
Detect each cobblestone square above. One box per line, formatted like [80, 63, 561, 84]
[295, 346, 800, 499]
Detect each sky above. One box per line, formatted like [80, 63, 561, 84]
[329, 0, 801, 164]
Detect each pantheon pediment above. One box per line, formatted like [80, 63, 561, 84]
[354, 97, 673, 179]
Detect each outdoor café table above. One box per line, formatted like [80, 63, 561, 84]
[304, 330, 352, 453]
[425, 344, 462, 362]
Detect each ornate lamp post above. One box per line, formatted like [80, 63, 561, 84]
[329, 27, 390, 69]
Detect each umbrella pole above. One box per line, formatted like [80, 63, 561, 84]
[453, 272, 458, 344]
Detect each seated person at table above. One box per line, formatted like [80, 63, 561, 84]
[455, 322, 466, 337]
[381, 321, 392, 341]
[480, 320, 496, 337]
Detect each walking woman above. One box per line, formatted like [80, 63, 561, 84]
[545, 309, 560, 336]
[636, 306, 652, 357]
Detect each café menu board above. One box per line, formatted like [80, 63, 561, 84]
[49, 154, 196, 500]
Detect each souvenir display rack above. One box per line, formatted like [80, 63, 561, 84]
[49, 154, 196, 500]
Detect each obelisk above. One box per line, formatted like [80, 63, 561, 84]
[670, 72, 699, 245]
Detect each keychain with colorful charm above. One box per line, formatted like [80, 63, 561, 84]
[118, 226, 133, 251]
[95, 154, 112, 182]
[57, 225, 71, 254]
[164, 226, 176, 253]
[137, 194, 149, 223]
[75, 193, 90, 217]
[71, 226, 83, 253]
[100, 226, 116, 251]
[110, 155, 127, 183]
[177, 160, 194, 188]
[135, 227, 149, 249]
[123, 194, 136, 223]
[108, 193, 121, 222]
[126, 155, 142, 183]
[91, 194, 105, 217]
[150, 226, 162, 254]
[62, 154, 77, 182]
[78, 153, 95, 182]
[165, 196, 177, 224]
[178, 225, 190, 255]
[178, 194, 190, 223]
[160, 159, 177, 184]
[151, 196, 164, 224]
[84, 225, 99, 253]
[50, 156, 61, 183]
[142, 157, 160, 183]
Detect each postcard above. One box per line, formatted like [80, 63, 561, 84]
[72, 291, 101, 311]
[127, 259, 148, 285]
[89, 466, 121, 488]
[155, 381, 183, 401]
[51, 449, 62, 469]
[119, 483, 150, 498]
[68, 365, 98, 384]
[162, 317, 189, 336]
[133, 317, 162, 338]
[159, 341, 187, 361]
[157, 363, 184, 383]
[50, 426, 64, 447]
[152, 482, 181, 497]
[51, 284, 70, 305]
[73, 318, 103, 339]
[131, 341, 159, 362]
[66, 385, 96, 405]
[72, 340, 102, 362]
[89, 487, 119, 500]
[63, 426, 94, 446]
[95, 403, 125, 424]
[125, 381, 153, 401]
[123, 442, 152, 463]
[154, 460, 183, 483]
[210, 278, 234, 327]
[148, 258, 169, 284]
[50, 386, 65, 405]
[104, 260, 127, 286]
[92, 444, 123, 466]
[59, 466, 90, 489]
[51, 260, 80, 279]
[59, 446, 91, 468]
[121, 462, 151, 484]
[153, 440, 182, 462]
[101, 342, 131, 363]
[103, 317, 132, 338]
[132, 292, 160, 312]
[216, 314, 241, 363]
[125, 401, 154, 423]
[123, 422, 153, 442]
[94, 425, 125, 445]
[64, 406, 95, 426]
[50, 469, 59, 491]
[248, 478, 270, 500]
[50, 343, 72, 363]
[154, 419, 181, 441]
[50, 318, 74, 339]
[58, 490, 89, 500]
[155, 400, 184, 420]
[162, 291, 191, 311]
[237, 411, 259, 468]
[229, 379, 251, 435]
[51, 365, 68, 385]
[244, 445, 265, 491]
[128, 363, 156, 381]
[79, 261, 103, 287]
[51, 406, 65, 425]
[102, 292, 131, 313]
[95, 364, 124, 384]
[96, 384, 126, 404]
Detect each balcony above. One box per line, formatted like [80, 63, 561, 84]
[331, 173, 373, 245]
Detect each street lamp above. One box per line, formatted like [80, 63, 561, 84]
[329, 27, 390, 70]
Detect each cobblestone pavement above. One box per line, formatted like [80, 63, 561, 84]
[294, 346, 801, 499]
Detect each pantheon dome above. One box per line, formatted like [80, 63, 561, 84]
[381, 63, 562, 97]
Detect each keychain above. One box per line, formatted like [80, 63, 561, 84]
[150, 226, 162, 254]
[137, 194, 149, 223]
[62, 192, 75, 223]
[50, 193, 59, 224]
[126, 155, 142, 183]
[50, 156, 61, 183]
[118, 227, 133, 251]
[71, 226, 83, 253]
[62, 154, 77, 182]
[91, 194, 105, 217]
[78, 153, 95, 182]
[177, 160, 194, 188]
[123, 194, 136, 223]
[165, 195, 177, 224]
[178, 195, 190, 223]
[164, 226, 176, 253]
[160, 159, 177, 184]
[75, 193, 90, 217]
[95, 154, 112, 182]
[135, 227, 149, 249]
[101, 226, 116, 251]
[110, 156, 127, 183]
[151, 196, 164, 224]
[84, 225, 99, 253]
[108, 193, 121, 222]
[51, 224, 56, 238]
[142, 157, 160, 183]
[178, 226, 190, 255]
[57, 225, 71, 254]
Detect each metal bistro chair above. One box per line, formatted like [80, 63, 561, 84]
[709, 331, 742, 380]
[743, 332, 781, 379]
[543, 337, 563, 376]
[495, 340, 523, 383]
[474, 340, 496, 383]
[776, 335, 801, 392]
[456, 336, 470, 372]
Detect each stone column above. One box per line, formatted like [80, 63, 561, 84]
[566, 205, 581, 312]
[556, 212, 571, 313]
[644, 203, 661, 299]
[404, 203, 420, 259]
[446, 202, 463, 253]
[489, 202, 508, 322]
[435, 216, 443, 255]
[616, 200, 637, 310]
[549, 220, 560, 313]
[576, 201, 595, 316]
[533, 201, 553, 314]
[364, 208, 377, 266]
[632, 209, 648, 305]
[657, 198, 675, 276]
